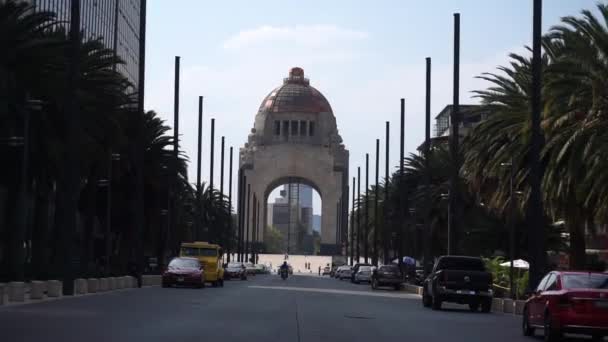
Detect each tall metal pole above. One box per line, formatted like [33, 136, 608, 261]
[252, 195, 257, 262]
[424, 57, 433, 275]
[399, 98, 405, 272]
[351, 177, 355, 265]
[196, 96, 203, 240]
[528, 0, 545, 290]
[383, 121, 390, 265]
[134, 0, 147, 287]
[227, 147, 233, 262]
[448, 13, 461, 256]
[105, 152, 114, 275]
[364, 153, 369, 263]
[169, 55, 180, 260]
[373, 139, 380, 266]
[220, 136, 225, 195]
[356, 167, 361, 262]
[509, 156, 516, 298]
[256, 200, 260, 263]
[61, 0, 81, 295]
[209, 118, 215, 191]
[245, 183, 251, 263]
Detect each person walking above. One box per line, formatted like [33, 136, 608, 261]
[318, 266, 321, 276]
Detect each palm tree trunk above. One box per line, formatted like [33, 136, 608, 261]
[81, 170, 98, 277]
[568, 221, 586, 270]
[31, 174, 50, 279]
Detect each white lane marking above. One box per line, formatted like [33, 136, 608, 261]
[248, 286, 419, 299]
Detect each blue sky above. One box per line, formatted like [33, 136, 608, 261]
[144, 0, 599, 214]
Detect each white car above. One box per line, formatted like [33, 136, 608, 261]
[336, 266, 353, 280]
[354, 265, 373, 284]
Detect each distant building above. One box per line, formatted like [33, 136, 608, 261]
[417, 104, 490, 152]
[268, 184, 315, 253]
[313, 215, 321, 232]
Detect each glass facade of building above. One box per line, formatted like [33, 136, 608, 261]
[30, 0, 142, 88]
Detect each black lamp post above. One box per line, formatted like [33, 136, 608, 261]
[383, 121, 390, 265]
[373, 139, 380, 266]
[99, 152, 120, 276]
[365, 153, 369, 263]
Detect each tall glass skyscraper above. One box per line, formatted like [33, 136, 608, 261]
[28, 0, 143, 88]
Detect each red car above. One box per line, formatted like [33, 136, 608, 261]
[162, 257, 205, 288]
[522, 271, 608, 341]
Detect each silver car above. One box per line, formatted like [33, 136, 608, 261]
[354, 265, 373, 284]
[337, 266, 352, 280]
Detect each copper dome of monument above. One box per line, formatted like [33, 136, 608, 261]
[258, 67, 333, 114]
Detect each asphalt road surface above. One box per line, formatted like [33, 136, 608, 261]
[0, 274, 595, 342]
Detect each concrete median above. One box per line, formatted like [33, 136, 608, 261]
[142, 275, 161, 286]
[0, 284, 5, 305]
[108, 277, 117, 290]
[8, 282, 25, 302]
[47, 280, 62, 297]
[98, 278, 108, 292]
[87, 279, 99, 293]
[74, 278, 88, 295]
[503, 298, 514, 314]
[30, 281, 46, 300]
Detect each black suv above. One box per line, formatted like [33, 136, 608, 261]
[371, 265, 403, 290]
[422, 256, 493, 312]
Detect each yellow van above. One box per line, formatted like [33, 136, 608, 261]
[179, 241, 225, 287]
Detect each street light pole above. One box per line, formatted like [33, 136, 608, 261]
[351, 177, 355, 265]
[424, 57, 433, 275]
[245, 183, 251, 262]
[373, 139, 380, 266]
[196, 96, 203, 240]
[383, 121, 390, 265]
[528, 0, 546, 291]
[365, 153, 369, 263]
[357, 166, 361, 263]
[227, 147, 233, 262]
[449, 13, 461, 256]
[399, 98, 405, 272]
[220, 136, 225, 195]
[105, 152, 120, 276]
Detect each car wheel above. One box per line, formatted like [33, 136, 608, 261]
[592, 334, 604, 342]
[212, 281, 218, 287]
[219, 279, 224, 287]
[431, 295, 442, 310]
[422, 291, 432, 308]
[544, 312, 562, 342]
[522, 307, 534, 337]
[469, 302, 480, 312]
[394, 284, 401, 291]
[481, 298, 492, 313]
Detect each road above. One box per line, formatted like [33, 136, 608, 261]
[0, 274, 592, 342]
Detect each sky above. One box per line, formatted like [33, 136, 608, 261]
[144, 0, 599, 215]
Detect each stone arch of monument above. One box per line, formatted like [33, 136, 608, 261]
[239, 67, 349, 255]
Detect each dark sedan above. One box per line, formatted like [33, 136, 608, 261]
[224, 262, 247, 280]
[162, 257, 205, 288]
[371, 265, 403, 290]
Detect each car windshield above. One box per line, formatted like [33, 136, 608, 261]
[563, 274, 608, 289]
[359, 266, 372, 272]
[169, 258, 199, 269]
[380, 266, 400, 273]
[437, 258, 485, 271]
[227, 263, 242, 268]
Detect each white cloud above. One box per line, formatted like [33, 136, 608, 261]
[223, 25, 369, 50]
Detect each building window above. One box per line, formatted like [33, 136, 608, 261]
[309, 121, 315, 136]
[282, 121, 289, 137]
[274, 121, 281, 136]
[291, 121, 298, 136]
[300, 121, 307, 136]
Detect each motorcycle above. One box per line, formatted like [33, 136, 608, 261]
[280, 268, 288, 280]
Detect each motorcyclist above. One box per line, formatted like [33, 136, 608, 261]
[280, 262, 289, 277]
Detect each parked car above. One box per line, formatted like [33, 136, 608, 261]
[162, 257, 205, 288]
[322, 266, 331, 276]
[244, 263, 257, 275]
[354, 265, 373, 284]
[372, 265, 403, 290]
[350, 263, 372, 283]
[522, 271, 608, 341]
[224, 262, 247, 280]
[422, 256, 493, 312]
[336, 266, 353, 280]
[254, 264, 266, 274]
